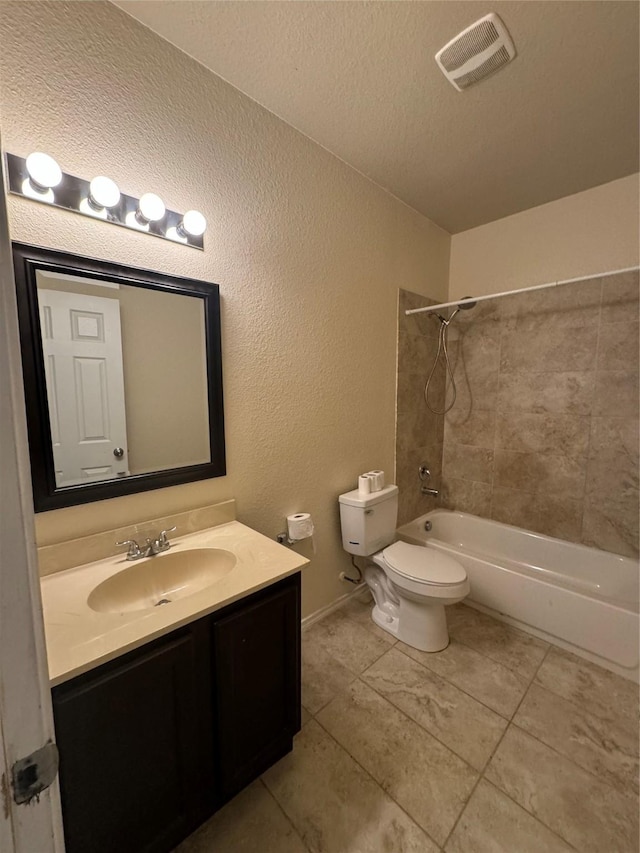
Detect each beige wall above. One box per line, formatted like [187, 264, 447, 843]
[119, 286, 209, 473]
[0, 1, 450, 617]
[449, 174, 640, 300]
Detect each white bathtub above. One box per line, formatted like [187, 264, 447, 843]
[397, 509, 640, 681]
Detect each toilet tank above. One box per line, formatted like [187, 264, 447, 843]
[338, 484, 399, 556]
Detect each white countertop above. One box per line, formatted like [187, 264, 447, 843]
[41, 520, 309, 686]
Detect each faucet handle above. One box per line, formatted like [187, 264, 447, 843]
[116, 539, 143, 560]
[157, 526, 177, 548]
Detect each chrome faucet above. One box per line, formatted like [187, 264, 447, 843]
[418, 464, 439, 497]
[116, 526, 177, 560]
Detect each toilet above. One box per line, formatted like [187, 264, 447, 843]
[339, 484, 469, 652]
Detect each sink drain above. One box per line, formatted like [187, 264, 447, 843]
[155, 598, 171, 607]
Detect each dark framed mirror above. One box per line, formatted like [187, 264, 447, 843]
[13, 243, 225, 511]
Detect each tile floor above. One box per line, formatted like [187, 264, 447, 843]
[176, 592, 639, 853]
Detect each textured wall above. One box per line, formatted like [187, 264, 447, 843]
[449, 174, 640, 299]
[439, 272, 639, 558]
[0, 1, 450, 617]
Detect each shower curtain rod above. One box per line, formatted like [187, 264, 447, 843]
[404, 265, 640, 316]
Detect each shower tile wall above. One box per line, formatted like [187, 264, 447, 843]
[395, 290, 446, 524]
[439, 271, 639, 558]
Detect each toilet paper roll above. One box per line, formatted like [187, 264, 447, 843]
[358, 474, 372, 495]
[287, 513, 314, 541]
[367, 470, 385, 492]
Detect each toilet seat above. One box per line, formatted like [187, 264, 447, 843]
[382, 541, 467, 586]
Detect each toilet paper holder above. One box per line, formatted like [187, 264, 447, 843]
[276, 512, 315, 546]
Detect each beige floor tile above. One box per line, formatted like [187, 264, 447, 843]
[362, 647, 507, 770]
[535, 647, 639, 737]
[447, 605, 548, 678]
[301, 636, 356, 714]
[175, 780, 307, 853]
[300, 705, 312, 726]
[445, 779, 574, 853]
[262, 719, 437, 853]
[398, 637, 529, 719]
[486, 726, 639, 852]
[317, 679, 477, 846]
[303, 609, 391, 674]
[514, 682, 639, 795]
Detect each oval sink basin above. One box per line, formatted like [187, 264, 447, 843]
[88, 548, 237, 614]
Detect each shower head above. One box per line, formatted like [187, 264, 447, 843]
[438, 296, 477, 325]
[457, 297, 477, 310]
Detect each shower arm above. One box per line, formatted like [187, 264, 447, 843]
[405, 265, 640, 317]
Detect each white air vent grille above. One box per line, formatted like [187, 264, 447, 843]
[439, 19, 500, 72]
[436, 13, 516, 92]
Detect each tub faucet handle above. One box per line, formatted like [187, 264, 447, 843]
[418, 465, 431, 481]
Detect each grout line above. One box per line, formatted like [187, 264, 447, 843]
[305, 600, 636, 851]
[440, 643, 554, 850]
[258, 778, 315, 853]
[355, 658, 501, 775]
[337, 597, 544, 722]
[578, 280, 603, 545]
[449, 630, 547, 688]
[312, 710, 445, 851]
[389, 641, 518, 723]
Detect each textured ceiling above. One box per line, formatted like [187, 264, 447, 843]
[113, 1, 639, 233]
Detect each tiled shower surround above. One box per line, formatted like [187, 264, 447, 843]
[396, 272, 639, 558]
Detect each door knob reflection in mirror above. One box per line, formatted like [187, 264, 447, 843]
[113, 447, 124, 459]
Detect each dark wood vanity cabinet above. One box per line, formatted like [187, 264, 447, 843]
[52, 573, 301, 853]
[213, 577, 301, 801]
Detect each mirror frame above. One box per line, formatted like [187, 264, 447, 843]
[12, 242, 226, 512]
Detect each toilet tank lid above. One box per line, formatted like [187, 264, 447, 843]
[338, 484, 398, 508]
[382, 541, 467, 584]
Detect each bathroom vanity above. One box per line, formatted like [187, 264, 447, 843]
[40, 520, 308, 853]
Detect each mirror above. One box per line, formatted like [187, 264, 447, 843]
[13, 243, 225, 511]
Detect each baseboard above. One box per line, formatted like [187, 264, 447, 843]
[301, 582, 368, 631]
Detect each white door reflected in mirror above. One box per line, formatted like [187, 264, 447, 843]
[38, 289, 129, 487]
[35, 269, 211, 489]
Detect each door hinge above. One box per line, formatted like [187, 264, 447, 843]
[11, 741, 59, 805]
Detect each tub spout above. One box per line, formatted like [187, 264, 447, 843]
[421, 486, 439, 497]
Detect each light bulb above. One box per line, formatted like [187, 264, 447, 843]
[136, 192, 165, 224]
[25, 152, 62, 191]
[179, 209, 207, 238]
[88, 176, 120, 210]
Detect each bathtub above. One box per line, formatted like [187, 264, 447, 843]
[397, 509, 640, 681]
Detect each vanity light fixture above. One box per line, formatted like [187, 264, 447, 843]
[168, 209, 207, 243]
[126, 192, 166, 231]
[23, 152, 62, 202]
[80, 175, 121, 219]
[179, 209, 207, 237]
[6, 151, 205, 250]
[137, 192, 166, 224]
[88, 176, 121, 210]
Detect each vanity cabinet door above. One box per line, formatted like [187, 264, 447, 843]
[52, 623, 213, 853]
[212, 574, 301, 801]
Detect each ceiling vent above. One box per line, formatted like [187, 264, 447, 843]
[436, 13, 516, 91]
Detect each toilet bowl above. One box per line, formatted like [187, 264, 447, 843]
[368, 541, 469, 651]
[339, 484, 469, 652]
